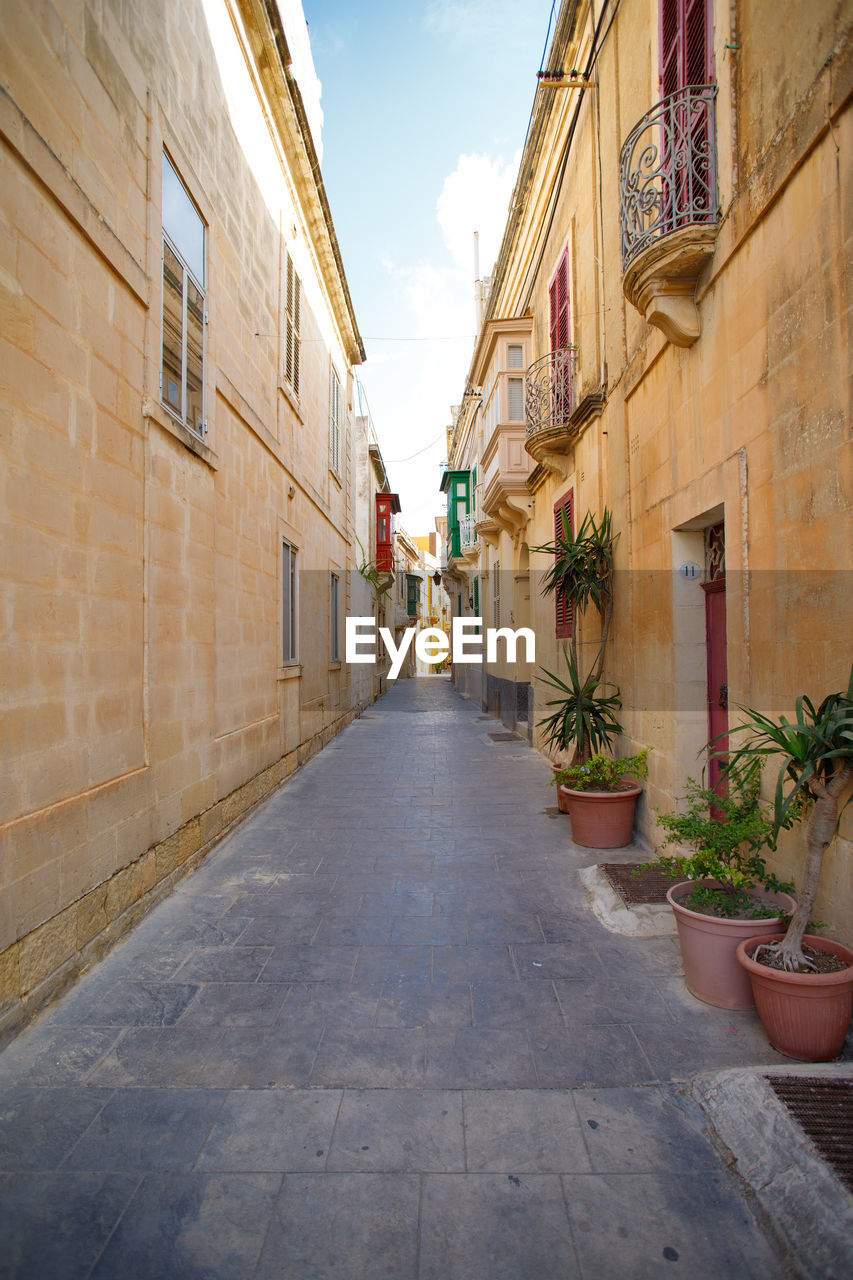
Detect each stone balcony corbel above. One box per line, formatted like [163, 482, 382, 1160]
[622, 224, 717, 347]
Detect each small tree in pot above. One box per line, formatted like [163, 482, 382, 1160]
[723, 666, 853, 971]
[536, 508, 620, 765]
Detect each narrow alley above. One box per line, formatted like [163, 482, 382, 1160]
[0, 678, 796, 1279]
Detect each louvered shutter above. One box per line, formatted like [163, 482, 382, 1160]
[549, 251, 572, 424]
[549, 250, 570, 352]
[284, 254, 301, 394]
[554, 490, 574, 639]
[660, 0, 713, 95]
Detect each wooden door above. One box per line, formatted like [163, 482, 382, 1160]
[703, 577, 728, 793]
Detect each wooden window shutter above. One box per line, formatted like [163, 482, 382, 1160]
[549, 250, 570, 352]
[660, 0, 713, 96]
[554, 489, 574, 639]
[284, 253, 301, 394]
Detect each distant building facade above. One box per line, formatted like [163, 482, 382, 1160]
[441, 0, 853, 934]
[0, 0, 396, 1030]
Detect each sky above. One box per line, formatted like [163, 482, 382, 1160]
[300, 0, 556, 535]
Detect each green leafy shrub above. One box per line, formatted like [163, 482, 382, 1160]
[649, 762, 794, 919]
[555, 749, 649, 793]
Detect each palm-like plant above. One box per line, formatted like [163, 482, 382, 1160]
[721, 666, 853, 970]
[537, 648, 622, 758]
[536, 508, 620, 761]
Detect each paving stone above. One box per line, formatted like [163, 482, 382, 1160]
[196, 1090, 341, 1171]
[326, 1089, 464, 1171]
[64, 1088, 227, 1171]
[560, 1170, 782, 1278]
[277, 980, 383, 1028]
[90, 1172, 281, 1279]
[0, 1086, 113, 1171]
[426, 1028, 538, 1088]
[0, 1172, 139, 1278]
[309, 1027, 427, 1088]
[570, 1086, 721, 1172]
[255, 1173, 420, 1280]
[419, 1173, 581, 1280]
[171, 947, 273, 984]
[376, 979, 473, 1029]
[463, 1089, 592, 1173]
[176, 981, 289, 1027]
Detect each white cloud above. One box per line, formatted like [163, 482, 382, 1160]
[436, 151, 519, 275]
[424, 0, 536, 46]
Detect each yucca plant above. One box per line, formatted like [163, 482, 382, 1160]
[535, 508, 620, 762]
[537, 648, 622, 759]
[720, 666, 853, 969]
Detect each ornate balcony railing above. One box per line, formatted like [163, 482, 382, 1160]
[459, 513, 478, 550]
[525, 348, 577, 438]
[620, 84, 718, 271]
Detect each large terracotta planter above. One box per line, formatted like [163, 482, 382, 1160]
[736, 932, 853, 1061]
[667, 880, 797, 1010]
[558, 784, 642, 848]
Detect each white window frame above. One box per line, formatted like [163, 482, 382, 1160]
[161, 155, 206, 436]
[281, 540, 298, 665]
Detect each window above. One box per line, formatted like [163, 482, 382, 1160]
[507, 343, 524, 369]
[283, 251, 301, 395]
[549, 250, 573, 424]
[282, 540, 297, 664]
[161, 154, 206, 435]
[492, 562, 501, 629]
[440, 470, 471, 559]
[507, 377, 524, 421]
[330, 573, 340, 661]
[330, 368, 342, 473]
[406, 574, 420, 617]
[660, 0, 713, 97]
[554, 490, 574, 639]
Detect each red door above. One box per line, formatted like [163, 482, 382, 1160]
[703, 578, 728, 793]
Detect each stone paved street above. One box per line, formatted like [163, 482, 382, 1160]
[0, 677, 798, 1278]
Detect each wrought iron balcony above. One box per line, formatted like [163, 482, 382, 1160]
[459, 513, 478, 550]
[524, 348, 577, 440]
[620, 84, 718, 269]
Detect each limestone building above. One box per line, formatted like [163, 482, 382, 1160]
[0, 0, 393, 1030]
[441, 0, 853, 934]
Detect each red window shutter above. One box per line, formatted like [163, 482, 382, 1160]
[549, 250, 570, 352]
[554, 489, 574, 639]
[660, 0, 713, 95]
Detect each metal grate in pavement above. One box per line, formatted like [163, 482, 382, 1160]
[600, 862, 672, 905]
[767, 1077, 853, 1191]
[488, 732, 522, 742]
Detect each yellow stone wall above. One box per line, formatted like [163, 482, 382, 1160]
[0, 0, 374, 1031]
[450, 0, 853, 937]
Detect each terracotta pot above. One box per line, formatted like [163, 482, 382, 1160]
[666, 880, 797, 1010]
[558, 784, 642, 849]
[736, 932, 853, 1062]
[552, 768, 571, 814]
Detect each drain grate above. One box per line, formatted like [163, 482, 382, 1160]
[767, 1077, 853, 1191]
[488, 732, 522, 742]
[600, 862, 672, 905]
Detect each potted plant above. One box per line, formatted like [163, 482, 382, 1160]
[727, 668, 853, 1059]
[553, 749, 649, 848]
[650, 763, 796, 1009]
[536, 508, 647, 842]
